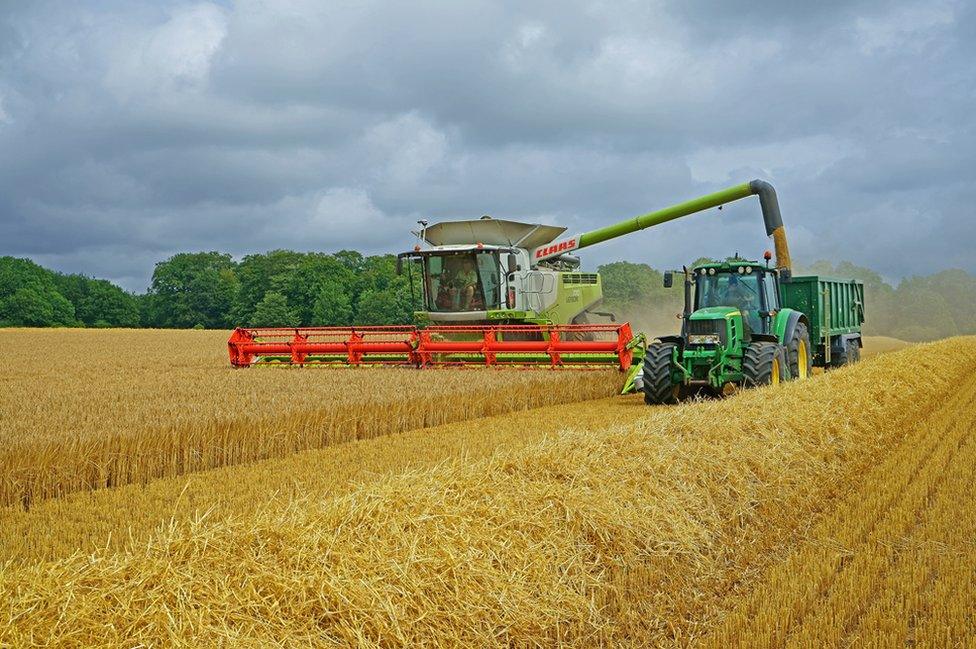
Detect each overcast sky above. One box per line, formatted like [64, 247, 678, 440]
[1, 0, 973, 291]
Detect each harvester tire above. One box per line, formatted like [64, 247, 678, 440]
[742, 342, 786, 388]
[786, 322, 813, 380]
[568, 312, 595, 341]
[642, 342, 680, 405]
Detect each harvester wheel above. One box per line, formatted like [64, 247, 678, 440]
[642, 342, 681, 405]
[787, 322, 813, 380]
[568, 312, 595, 341]
[742, 342, 786, 388]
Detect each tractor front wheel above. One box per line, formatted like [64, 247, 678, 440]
[787, 322, 813, 380]
[642, 342, 681, 405]
[742, 342, 787, 388]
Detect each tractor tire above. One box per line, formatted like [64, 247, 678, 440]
[786, 322, 813, 380]
[742, 341, 786, 388]
[642, 342, 680, 405]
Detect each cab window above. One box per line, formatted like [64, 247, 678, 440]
[763, 272, 780, 312]
[425, 252, 500, 312]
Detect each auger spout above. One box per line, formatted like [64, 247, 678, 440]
[532, 180, 792, 273]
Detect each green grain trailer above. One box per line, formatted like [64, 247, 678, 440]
[639, 260, 867, 404]
[780, 275, 865, 366]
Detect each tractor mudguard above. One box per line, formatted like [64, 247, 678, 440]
[779, 310, 808, 346]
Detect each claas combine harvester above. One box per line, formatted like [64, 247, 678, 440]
[228, 180, 816, 394]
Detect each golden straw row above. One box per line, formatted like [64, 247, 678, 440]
[1, 338, 972, 647]
[0, 394, 643, 565]
[0, 328, 619, 508]
[697, 365, 976, 647]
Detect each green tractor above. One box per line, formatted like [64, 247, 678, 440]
[639, 254, 865, 404]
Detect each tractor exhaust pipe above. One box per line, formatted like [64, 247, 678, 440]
[748, 180, 792, 274]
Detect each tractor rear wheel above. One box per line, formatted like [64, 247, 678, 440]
[742, 341, 786, 388]
[787, 322, 812, 380]
[642, 342, 680, 405]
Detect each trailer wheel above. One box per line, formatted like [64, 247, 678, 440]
[642, 342, 680, 405]
[787, 322, 813, 380]
[831, 338, 859, 367]
[742, 342, 786, 388]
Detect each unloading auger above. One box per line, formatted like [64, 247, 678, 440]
[227, 180, 792, 393]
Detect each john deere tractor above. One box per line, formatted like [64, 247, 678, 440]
[638, 254, 865, 404]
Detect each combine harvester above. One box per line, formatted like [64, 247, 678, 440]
[228, 180, 828, 394]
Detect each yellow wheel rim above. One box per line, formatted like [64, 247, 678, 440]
[797, 340, 809, 380]
[771, 356, 781, 386]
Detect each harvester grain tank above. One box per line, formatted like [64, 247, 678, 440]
[227, 180, 803, 393]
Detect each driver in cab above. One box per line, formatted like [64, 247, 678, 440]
[441, 258, 479, 310]
[724, 274, 762, 334]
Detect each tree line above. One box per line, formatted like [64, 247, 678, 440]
[1, 252, 973, 342]
[0, 251, 412, 329]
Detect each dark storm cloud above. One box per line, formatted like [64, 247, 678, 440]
[0, 0, 973, 291]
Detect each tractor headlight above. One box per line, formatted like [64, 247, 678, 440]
[738, 266, 745, 274]
[688, 334, 721, 345]
[745, 266, 753, 274]
[708, 268, 716, 275]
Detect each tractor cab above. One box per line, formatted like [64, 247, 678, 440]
[689, 257, 781, 338]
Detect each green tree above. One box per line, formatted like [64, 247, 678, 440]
[54, 274, 141, 327]
[689, 256, 719, 268]
[598, 261, 663, 305]
[354, 285, 413, 324]
[231, 250, 305, 325]
[274, 254, 355, 325]
[0, 257, 77, 326]
[0, 287, 75, 326]
[250, 291, 298, 327]
[333, 249, 366, 274]
[312, 279, 354, 325]
[147, 252, 239, 328]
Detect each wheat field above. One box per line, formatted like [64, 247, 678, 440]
[0, 328, 620, 509]
[1, 332, 972, 647]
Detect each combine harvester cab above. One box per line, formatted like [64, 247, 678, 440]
[229, 179, 817, 395]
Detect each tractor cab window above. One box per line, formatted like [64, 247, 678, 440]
[696, 270, 763, 334]
[763, 272, 780, 312]
[425, 252, 501, 312]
